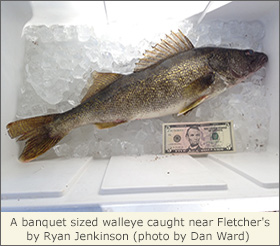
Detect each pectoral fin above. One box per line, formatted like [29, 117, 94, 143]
[177, 96, 208, 116]
[94, 121, 127, 129]
[177, 72, 215, 116]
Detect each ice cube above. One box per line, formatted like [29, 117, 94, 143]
[77, 25, 92, 42]
[37, 25, 54, 43]
[51, 25, 69, 42]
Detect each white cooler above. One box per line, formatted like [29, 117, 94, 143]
[1, 1, 279, 211]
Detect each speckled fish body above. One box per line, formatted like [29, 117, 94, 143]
[68, 48, 218, 124]
[60, 47, 267, 128]
[6, 31, 268, 162]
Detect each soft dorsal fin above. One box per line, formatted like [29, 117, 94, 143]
[134, 29, 194, 72]
[81, 71, 123, 103]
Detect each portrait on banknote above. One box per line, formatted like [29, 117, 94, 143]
[185, 126, 203, 153]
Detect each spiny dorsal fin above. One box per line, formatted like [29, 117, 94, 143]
[81, 71, 123, 103]
[134, 29, 194, 72]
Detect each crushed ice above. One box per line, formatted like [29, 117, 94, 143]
[17, 19, 270, 159]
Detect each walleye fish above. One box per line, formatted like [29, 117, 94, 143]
[7, 30, 268, 162]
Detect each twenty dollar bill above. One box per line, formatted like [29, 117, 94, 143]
[163, 121, 235, 155]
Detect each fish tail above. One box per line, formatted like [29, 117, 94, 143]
[6, 114, 64, 162]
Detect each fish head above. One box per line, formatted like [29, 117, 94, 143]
[227, 49, 268, 80]
[208, 48, 268, 85]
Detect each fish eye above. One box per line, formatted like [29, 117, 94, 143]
[245, 49, 254, 56]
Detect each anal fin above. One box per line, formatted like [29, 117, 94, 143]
[94, 121, 127, 129]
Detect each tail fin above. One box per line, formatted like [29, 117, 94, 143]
[6, 114, 64, 162]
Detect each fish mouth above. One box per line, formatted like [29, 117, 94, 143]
[250, 52, 268, 72]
